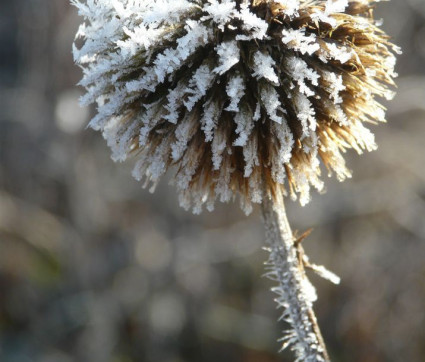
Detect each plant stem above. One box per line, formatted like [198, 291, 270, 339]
[261, 189, 330, 362]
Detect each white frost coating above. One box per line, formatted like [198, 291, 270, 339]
[252, 51, 279, 84]
[324, 42, 353, 64]
[302, 253, 341, 285]
[127, 20, 212, 92]
[201, 100, 222, 142]
[260, 84, 285, 124]
[289, 148, 324, 205]
[203, 1, 269, 41]
[214, 40, 240, 75]
[184, 64, 216, 111]
[215, 161, 233, 203]
[253, 102, 261, 122]
[323, 99, 348, 125]
[139, 101, 164, 146]
[175, 147, 200, 191]
[286, 56, 320, 97]
[164, 82, 187, 124]
[275, 0, 300, 18]
[237, 4, 269, 41]
[202, 0, 237, 31]
[262, 194, 327, 361]
[145, 138, 171, 186]
[165, 64, 215, 123]
[225, 75, 245, 112]
[212, 129, 227, 170]
[271, 121, 294, 183]
[117, 25, 163, 57]
[243, 136, 259, 178]
[282, 28, 320, 55]
[103, 116, 138, 162]
[294, 93, 316, 138]
[233, 106, 254, 147]
[171, 112, 197, 161]
[325, 0, 348, 14]
[312, 0, 348, 27]
[322, 71, 345, 104]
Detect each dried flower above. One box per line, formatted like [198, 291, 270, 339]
[73, 0, 399, 215]
[72, 0, 399, 360]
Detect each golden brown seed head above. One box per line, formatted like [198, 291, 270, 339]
[73, 0, 399, 214]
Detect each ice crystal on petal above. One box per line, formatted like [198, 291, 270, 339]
[237, 4, 269, 41]
[313, 0, 348, 26]
[252, 51, 279, 84]
[225, 74, 245, 112]
[202, 0, 236, 31]
[325, 0, 348, 14]
[277, 0, 300, 18]
[282, 28, 320, 55]
[324, 42, 353, 64]
[214, 40, 240, 75]
[322, 71, 345, 104]
[286, 56, 319, 97]
[233, 106, 254, 147]
[294, 93, 316, 138]
[184, 64, 216, 111]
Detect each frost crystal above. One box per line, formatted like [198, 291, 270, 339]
[282, 28, 320, 55]
[225, 74, 245, 112]
[213, 40, 240, 75]
[73, 0, 399, 216]
[252, 51, 279, 84]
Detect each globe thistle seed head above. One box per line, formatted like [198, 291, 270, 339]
[73, 0, 399, 214]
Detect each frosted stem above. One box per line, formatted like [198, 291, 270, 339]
[262, 189, 330, 362]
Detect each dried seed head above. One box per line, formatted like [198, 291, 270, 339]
[73, 0, 399, 214]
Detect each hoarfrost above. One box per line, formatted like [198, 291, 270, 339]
[260, 84, 285, 124]
[214, 40, 240, 75]
[225, 75, 245, 112]
[286, 56, 320, 97]
[252, 51, 279, 85]
[282, 28, 320, 55]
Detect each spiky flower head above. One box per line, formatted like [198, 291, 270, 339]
[73, 0, 399, 214]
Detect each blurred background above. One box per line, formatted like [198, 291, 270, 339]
[1, 1, 425, 361]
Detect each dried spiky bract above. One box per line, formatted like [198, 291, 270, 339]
[73, 0, 399, 214]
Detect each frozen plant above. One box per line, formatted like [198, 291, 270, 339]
[72, 0, 399, 360]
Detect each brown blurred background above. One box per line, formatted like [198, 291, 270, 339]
[1, 1, 424, 361]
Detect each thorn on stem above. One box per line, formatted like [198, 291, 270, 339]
[294, 227, 314, 246]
